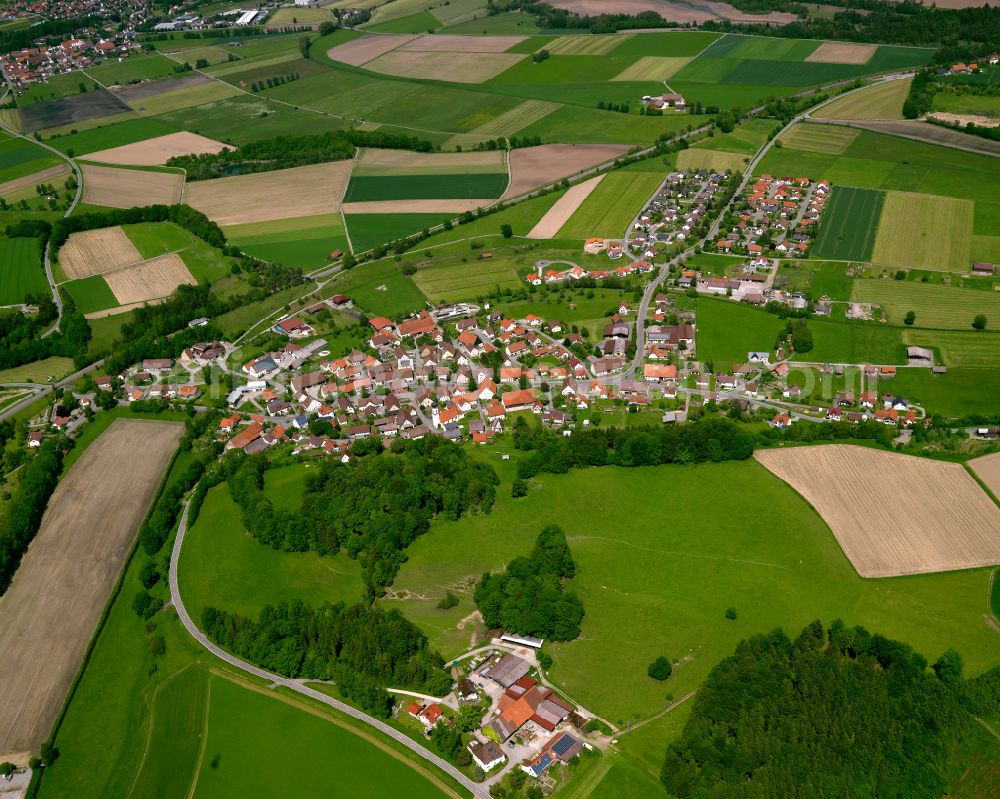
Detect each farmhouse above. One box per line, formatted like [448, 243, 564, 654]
[521, 732, 586, 778]
[272, 317, 313, 338]
[486, 678, 574, 741]
[468, 740, 505, 772]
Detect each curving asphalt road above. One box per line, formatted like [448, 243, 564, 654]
[169, 501, 489, 799]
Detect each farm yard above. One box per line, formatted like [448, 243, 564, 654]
[851, 279, 1000, 331]
[813, 186, 884, 261]
[871, 191, 973, 271]
[0, 419, 183, 759]
[754, 445, 1000, 578]
[79, 164, 184, 209]
[185, 161, 352, 226]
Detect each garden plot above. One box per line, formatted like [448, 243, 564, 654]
[81, 131, 231, 166]
[184, 161, 352, 226]
[0, 419, 183, 759]
[755, 444, 1000, 578]
[79, 164, 184, 208]
[504, 143, 629, 199]
[103, 253, 197, 304]
[58, 227, 142, 279]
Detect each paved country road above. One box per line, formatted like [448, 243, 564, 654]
[169, 502, 489, 799]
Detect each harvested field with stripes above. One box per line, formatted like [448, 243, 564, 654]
[815, 79, 911, 121]
[58, 227, 142, 279]
[412, 258, 521, 301]
[185, 161, 351, 226]
[465, 100, 559, 138]
[755, 444, 1000, 578]
[0, 419, 183, 760]
[504, 143, 628, 199]
[779, 123, 859, 154]
[103, 252, 196, 304]
[871, 191, 973, 271]
[852, 280, 1000, 332]
[80, 164, 183, 208]
[611, 56, 690, 82]
[326, 34, 416, 66]
[543, 34, 627, 55]
[397, 34, 526, 52]
[805, 41, 876, 64]
[677, 148, 748, 173]
[969, 451, 1000, 500]
[363, 50, 525, 83]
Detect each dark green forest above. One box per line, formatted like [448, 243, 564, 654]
[224, 438, 498, 598]
[474, 524, 584, 641]
[202, 600, 450, 717]
[662, 620, 1000, 798]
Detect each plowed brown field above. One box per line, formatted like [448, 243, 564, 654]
[755, 444, 1000, 578]
[0, 419, 183, 759]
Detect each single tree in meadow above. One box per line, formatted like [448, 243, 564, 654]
[973, 314, 987, 331]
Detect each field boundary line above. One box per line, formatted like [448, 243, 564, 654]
[617, 689, 698, 735]
[56, 247, 189, 284]
[31, 424, 184, 796]
[184, 674, 212, 799]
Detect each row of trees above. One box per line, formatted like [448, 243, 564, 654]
[224, 437, 499, 598]
[50, 204, 225, 251]
[0, 439, 65, 595]
[168, 129, 436, 181]
[202, 601, 451, 717]
[662, 620, 1000, 798]
[474, 524, 585, 641]
[512, 417, 756, 478]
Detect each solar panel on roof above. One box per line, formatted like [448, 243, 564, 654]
[551, 735, 577, 757]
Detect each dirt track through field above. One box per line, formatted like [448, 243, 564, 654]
[103, 252, 196, 304]
[58, 226, 142, 279]
[185, 161, 352, 226]
[0, 419, 183, 759]
[526, 174, 604, 238]
[82, 131, 231, 166]
[505, 144, 628, 199]
[755, 445, 1000, 578]
[80, 164, 184, 208]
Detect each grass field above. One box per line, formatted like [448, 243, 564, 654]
[333, 255, 428, 316]
[779, 123, 859, 154]
[676, 148, 748, 173]
[386, 452, 1000, 722]
[0, 355, 74, 384]
[64, 273, 125, 314]
[412, 255, 523, 301]
[557, 171, 661, 239]
[759, 127, 1000, 203]
[902, 328, 1000, 368]
[179, 475, 364, 620]
[131, 80, 242, 116]
[816, 78, 912, 120]
[193, 675, 454, 798]
[343, 173, 508, 202]
[0, 136, 62, 184]
[882, 366, 1000, 416]
[852, 279, 1000, 332]
[227, 214, 350, 270]
[813, 186, 884, 261]
[0, 235, 45, 305]
[84, 53, 179, 86]
[44, 117, 179, 154]
[344, 212, 454, 252]
[871, 191, 973, 271]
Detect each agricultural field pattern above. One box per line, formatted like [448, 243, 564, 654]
[0, 4, 999, 799]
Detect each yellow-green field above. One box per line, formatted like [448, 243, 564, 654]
[871, 191, 973, 272]
[557, 171, 662, 239]
[466, 99, 560, 136]
[901, 329, 1000, 368]
[780, 123, 859, 155]
[0, 356, 75, 383]
[131, 81, 242, 116]
[677, 148, 748, 173]
[815, 79, 912, 121]
[411, 258, 521, 301]
[206, 52, 302, 77]
[543, 35, 627, 55]
[611, 56, 690, 82]
[851, 279, 1000, 332]
[268, 6, 332, 23]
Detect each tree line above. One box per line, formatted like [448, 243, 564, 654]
[202, 600, 451, 717]
[475, 524, 585, 641]
[0, 438, 65, 596]
[50, 204, 225, 251]
[168, 129, 436, 181]
[662, 619, 1000, 798]
[512, 417, 756, 479]
[223, 437, 498, 599]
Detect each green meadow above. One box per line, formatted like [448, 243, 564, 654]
[851, 279, 1000, 331]
[344, 173, 509, 202]
[0, 235, 45, 305]
[813, 186, 884, 261]
[558, 171, 662, 239]
[345, 212, 455, 253]
[334, 255, 429, 317]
